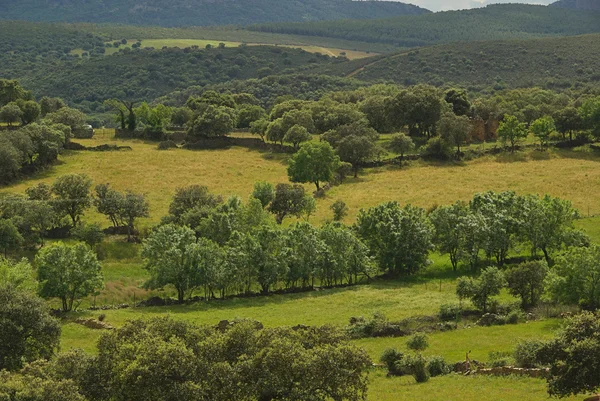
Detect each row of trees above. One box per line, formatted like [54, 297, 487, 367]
[0, 174, 149, 252]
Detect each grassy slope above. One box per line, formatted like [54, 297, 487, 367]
[323, 34, 600, 90]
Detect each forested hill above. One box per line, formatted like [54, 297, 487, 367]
[321, 34, 600, 92]
[249, 4, 600, 47]
[551, 0, 600, 11]
[0, 0, 429, 27]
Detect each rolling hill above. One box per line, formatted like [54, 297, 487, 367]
[0, 0, 429, 27]
[551, 0, 600, 11]
[321, 34, 600, 92]
[250, 4, 600, 47]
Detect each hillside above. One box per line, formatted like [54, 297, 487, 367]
[551, 0, 600, 11]
[15, 46, 341, 107]
[322, 34, 600, 91]
[0, 0, 429, 27]
[250, 4, 600, 47]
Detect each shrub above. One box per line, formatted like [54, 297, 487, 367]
[506, 310, 525, 325]
[438, 303, 462, 321]
[514, 339, 545, 368]
[422, 137, 453, 160]
[157, 140, 177, 150]
[488, 351, 514, 368]
[427, 356, 450, 377]
[407, 333, 429, 352]
[380, 348, 404, 376]
[400, 354, 430, 383]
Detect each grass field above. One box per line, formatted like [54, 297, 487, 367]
[73, 38, 374, 59]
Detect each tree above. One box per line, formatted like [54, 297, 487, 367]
[168, 185, 222, 221]
[284, 124, 312, 150]
[355, 202, 433, 276]
[188, 105, 236, 138]
[388, 133, 415, 160]
[94, 183, 125, 229]
[0, 257, 37, 291]
[0, 286, 60, 371]
[268, 183, 309, 224]
[249, 118, 270, 142]
[429, 201, 469, 271]
[579, 96, 600, 137]
[438, 111, 471, 154]
[521, 194, 581, 264]
[36, 242, 104, 312]
[51, 174, 92, 227]
[72, 223, 105, 250]
[553, 107, 582, 142]
[0, 80, 31, 107]
[18, 100, 41, 125]
[387, 85, 442, 137]
[0, 103, 22, 126]
[0, 138, 22, 184]
[40, 96, 66, 117]
[170, 107, 193, 127]
[105, 99, 137, 131]
[336, 135, 379, 178]
[121, 191, 150, 241]
[505, 260, 547, 308]
[288, 142, 340, 191]
[141, 224, 200, 303]
[455, 267, 506, 313]
[539, 312, 600, 397]
[44, 107, 87, 132]
[266, 118, 286, 145]
[445, 89, 471, 116]
[330, 200, 348, 221]
[497, 115, 527, 152]
[545, 245, 600, 310]
[530, 116, 555, 149]
[237, 104, 266, 129]
[0, 219, 23, 258]
[252, 181, 275, 208]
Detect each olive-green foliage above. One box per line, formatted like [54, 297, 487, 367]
[288, 142, 340, 191]
[0, 257, 37, 292]
[355, 201, 433, 276]
[0, 286, 61, 371]
[505, 261, 548, 308]
[0, 219, 23, 257]
[456, 267, 506, 313]
[330, 200, 348, 222]
[539, 311, 600, 397]
[36, 242, 104, 312]
[252, 181, 275, 209]
[51, 173, 92, 227]
[406, 333, 429, 352]
[497, 115, 528, 151]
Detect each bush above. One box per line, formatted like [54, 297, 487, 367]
[514, 339, 545, 368]
[506, 310, 525, 324]
[380, 348, 404, 376]
[438, 303, 462, 321]
[422, 137, 453, 160]
[406, 333, 429, 352]
[158, 140, 177, 150]
[427, 356, 450, 377]
[400, 354, 430, 383]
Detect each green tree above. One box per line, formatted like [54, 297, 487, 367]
[438, 111, 471, 154]
[355, 201, 433, 276]
[36, 242, 103, 312]
[388, 133, 415, 160]
[268, 183, 309, 224]
[445, 89, 471, 116]
[0, 103, 23, 126]
[539, 312, 600, 397]
[40, 97, 66, 117]
[44, 107, 87, 132]
[545, 245, 600, 310]
[579, 96, 600, 137]
[330, 200, 348, 222]
[0, 286, 60, 371]
[429, 201, 469, 271]
[288, 141, 340, 191]
[252, 181, 275, 208]
[94, 183, 125, 228]
[284, 124, 312, 150]
[72, 223, 105, 250]
[249, 118, 270, 142]
[188, 105, 236, 138]
[141, 224, 201, 303]
[121, 191, 150, 241]
[51, 174, 92, 227]
[266, 118, 286, 145]
[497, 115, 527, 152]
[18, 100, 41, 125]
[530, 115, 555, 149]
[0, 138, 22, 184]
[455, 266, 506, 313]
[336, 134, 379, 178]
[0, 257, 37, 291]
[553, 107, 582, 142]
[505, 260, 548, 308]
[168, 185, 222, 222]
[237, 104, 266, 129]
[0, 219, 23, 258]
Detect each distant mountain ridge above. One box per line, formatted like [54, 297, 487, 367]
[0, 0, 430, 27]
[551, 0, 600, 11]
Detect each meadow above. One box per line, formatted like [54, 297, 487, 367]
[5, 130, 599, 400]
